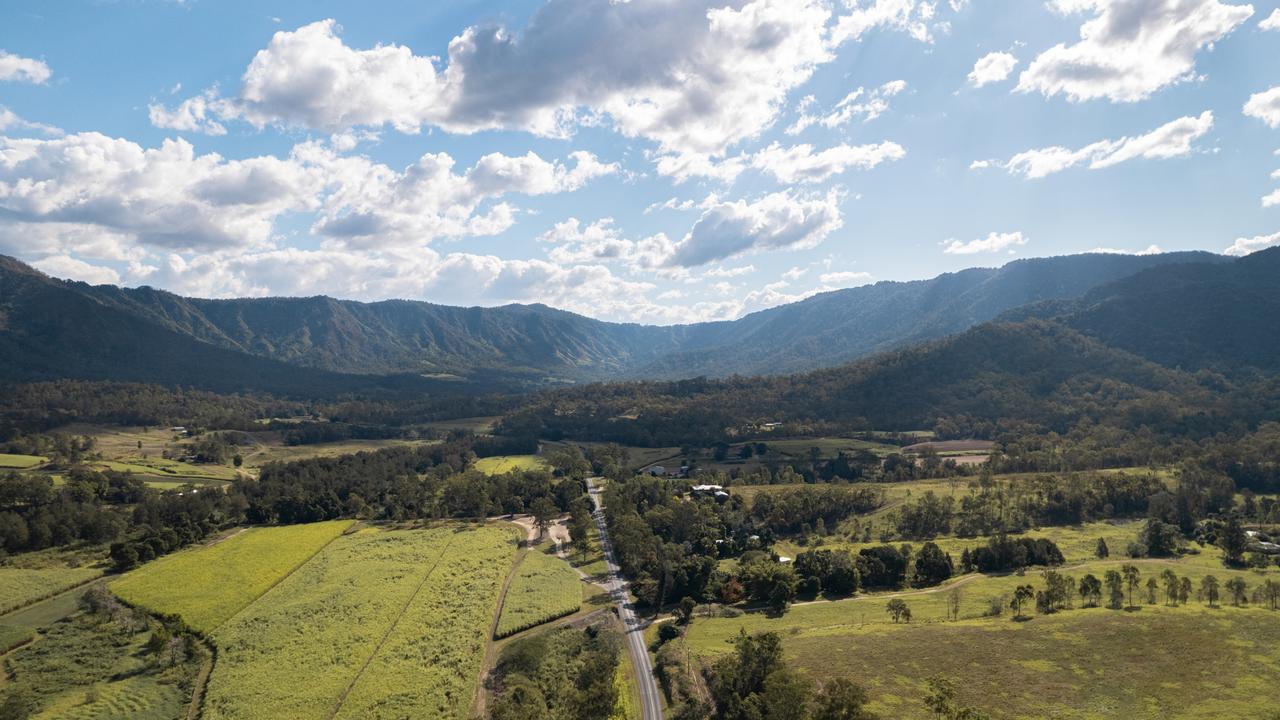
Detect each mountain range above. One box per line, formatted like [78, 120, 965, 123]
[0, 248, 1267, 397]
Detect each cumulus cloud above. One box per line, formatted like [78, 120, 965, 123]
[0, 130, 613, 254]
[32, 255, 121, 285]
[749, 141, 905, 183]
[786, 80, 907, 134]
[158, 0, 956, 160]
[992, 111, 1213, 179]
[1223, 230, 1280, 256]
[1264, 188, 1279, 208]
[943, 230, 1028, 254]
[1260, 8, 1280, 29]
[1244, 86, 1280, 128]
[148, 91, 229, 136]
[666, 190, 843, 267]
[1017, 0, 1253, 103]
[968, 52, 1018, 87]
[0, 50, 51, 84]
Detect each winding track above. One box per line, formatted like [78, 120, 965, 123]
[586, 477, 664, 720]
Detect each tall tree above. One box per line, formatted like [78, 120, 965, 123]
[1121, 565, 1141, 609]
[1200, 575, 1220, 607]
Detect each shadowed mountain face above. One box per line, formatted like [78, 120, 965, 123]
[0, 250, 1238, 394]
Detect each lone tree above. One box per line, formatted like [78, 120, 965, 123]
[531, 497, 558, 541]
[1200, 575, 1220, 607]
[1178, 576, 1192, 605]
[1161, 569, 1180, 606]
[1010, 585, 1035, 620]
[1104, 570, 1125, 610]
[1121, 565, 1141, 609]
[1079, 574, 1102, 607]
[1225, 577, 1248, 607]
[1218, 515, 1249, 567]
[1145, 578, 1159, 605]
[1095, 538, 1110, 559]
[886, 598, 912, 624]
[947, 589, 962, 622]
[678, 596, 697, 624]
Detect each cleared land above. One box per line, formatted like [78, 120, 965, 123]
[110, 520, 352, 631]
[496, 550, 583, 637]
[474, 454, 548, 475]
[0, 566, 102, 614]
[685, 538, 1280, 720]
[0, 453, 46, 468]
[203, 525, 518, 720]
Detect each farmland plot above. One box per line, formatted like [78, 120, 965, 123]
[0, 566, 102, 614]
[204, 525, 517, 720]
[495, 550, 582, 637]
[110, 520, 351, 631]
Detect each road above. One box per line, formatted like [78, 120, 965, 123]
[587, 477, 664, 720]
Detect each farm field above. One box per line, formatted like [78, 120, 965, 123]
[92, 457, 239, 480]
[0, 565, 103, 614]
[420, 415, 500, 433]
[774, 520, 1147, 567]
[110, 520, 352, 632]
[683, 549, 1280, 719]
[238, 437, 438, 469]
[203, 524, 518, 720]
[754, 436, 902, 459]
[474, 454, 548, 475]
[496, 550, 583, 637]
[0, 453, 46, 468]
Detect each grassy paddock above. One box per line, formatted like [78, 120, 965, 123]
[685, 553, 1280, 719]
[0, 453, 47, 468]
[0, 566, 103, 614]
[474, 455, 548, 475]
[110, 520, 352, 632]
[496, 551, 583, 637]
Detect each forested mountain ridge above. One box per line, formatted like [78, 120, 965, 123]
[0, 251, 1221, 391]
[1010, 247, 1280, 373]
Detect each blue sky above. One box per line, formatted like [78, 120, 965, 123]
[1, 0, 1278, 323]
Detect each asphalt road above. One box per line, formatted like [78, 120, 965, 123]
[587, 477, 664, 720]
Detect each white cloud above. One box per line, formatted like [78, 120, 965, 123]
[830, 0, 951, 44]
[818, 269, 873, 285]
[996, 111, 1213, 179]
[1244, 86, 1280, 129]
[0, 107, 61, 137]
[32, 255, 120, 285]
[1260, 8, 1280, 29]
[0, 50, 51, 84]
[781, 266, 808, 281]
[705, 264, 755, 278]
[1086, 244, 1163, 254]
[148, 91, 229, 136]
[667, 190, 843, 267]
[968, 51, 1018, 87]
[749, 141, 905, 183]
[1263, 188, 1280, 208]
[162, 0, 957, 163]
[786, 80, 907, 134]
[943, 230, 1028, 254]
[1223, 230, 1280, 256]
[1017, 0, 1253, 103]
[0, 130, 613, 254]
